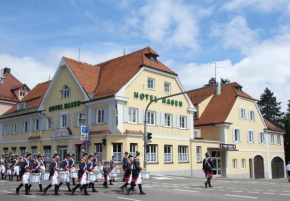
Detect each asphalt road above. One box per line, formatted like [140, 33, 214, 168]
[0, 175, 290, 201]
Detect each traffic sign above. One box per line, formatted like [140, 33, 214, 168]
[81, 125, 88, 135]
[82, 141, 86, 146]
[87, 140, 91, 146]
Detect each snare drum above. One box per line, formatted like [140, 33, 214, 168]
[111, 173, 116, 178]
[116, 168, 121, 174]
[88, 172, 96, 181]
[30, 173, 40, 183]
[70, 170, 78, 179]
[96, 172, 102, 179]
[42, 172, 50, 180]
[59, 172, 68, 181]
[97, 165, 103, 170]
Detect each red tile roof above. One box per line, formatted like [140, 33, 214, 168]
[188, 82, 255, 126]
[89, 130, 112, 135]
[123, 129, 143, 135]
[0, 73, 24, 102]
[264, 118, 285, 132]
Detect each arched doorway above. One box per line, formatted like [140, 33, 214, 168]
[271, 157, 284, 179]
[254, 155, 265, 179]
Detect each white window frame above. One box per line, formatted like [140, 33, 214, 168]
[11, 147, 16, 154]
[112, 143, 122, 163]
[147, 78, 155, 90]
[95, 144, 103, 161]
[23, 121, 29, 132]
[178, 146, 188, 162]
[43, 146, 51, 162]
[130, 143, 138, 157]
[248, 130, 254, 144]
[4, 124, 9, 135]
[259, 132, 265, 144]
[180, 116, 186, 129]
[233, 129, 241, 142]
[233, 159, 237, 170]
[196, 146, 202, 162]
[147, 111, 155, 125]
[34, 119, 40, 131]
[60, 115, 67, 128]
[12, 123, 17, 134]
[77, 112, 86, 126]
[17, 102, 25, 110]
[249, 110, 255, 121]
[61, 85, 71, 98]
[164, 82, 170, 94]
[3, 148, 8, 155]
[276, 135, 281, 145]
[164, 145, 172, 162]
[269, 134, 274, 145]
[146, 145, 157, 163]
[46, 117, 54, 130]
[239, 107, 246, 120]
[241, 159, 246, 170]
[96, 109, 105, 124]
[128, 108, 137, 124]
[165, 113, 172, 127]
[31, 146, 37, 156]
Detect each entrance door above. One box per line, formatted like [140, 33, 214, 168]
[254, 155, 265, 179]
[58, 146, 68, 162]
[271, 157, 284, 179]
[211, 151, 222, 176]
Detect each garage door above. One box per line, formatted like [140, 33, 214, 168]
[271, 157, 284, 179]
[254, 155, 265, 179]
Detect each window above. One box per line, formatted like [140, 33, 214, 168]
[146, 145, 157, 162]
[242, 159, 246, 169]
[112, 144, 122, 162]
[17, 103, 25, 110]
[130, 143, 138, 157]
[147, 78, 154, 90]
[4, 124, 9, 135]
[259, 132, 265, 144]
[249, 110, 255, 121]
[180, 116, 186, 129]
[20, 147, 26, 155]
[31, 146, 37, 156]
[3, 148, 8, 155]
[77, 112, 86, 126]
[196, 146, 202, 162]
[23, 121, 29, 132]
[60, 115, 67, 128]
[248, 131, 254, 143]
[239, 108, 246, 119]
[128, 108, 137, 123]
[147, 111, 155, 125]
[164, 82, 170, 93]
[75, 145, 82, 162]
[194, 112, 198, 119]
[233, 129, 241, 142]
[12, 123, 18, 134]
[46, 117, 54, 130]
[165, 113, 172, 127]
[194, 129, 201, 138]
[178, 146, 188, 162]
[43, 146, 51, 161]
[233, 159, 237, 170]
[276, 135, 281, 145]
[164, 145, 172, 162]
[12, 147, 16, 154]
[270, 134, 274, 144]
[96, 109, 104, 124]
[61, 85, 70, 98]
[95, 144, 103, 161]
[34, 119, 40, 131]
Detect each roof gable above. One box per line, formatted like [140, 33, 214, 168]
[0, 73, 24, 102]
[264, 118, 285, 132]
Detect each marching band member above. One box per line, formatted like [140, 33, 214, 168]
[103, 161, 110, 188]
[11, 155, 20, 181]
[71, 152, 89, 195]
[120, 154, 133, 191]
[127, 152, 145, 195]
[122, 152, 129, 182]
[43, 153, 60, 195]
[0, 154, 6, 180]
[202, 152, 213, 188]
[70, 153, 76, 185]
[16, 152, 32, 195]
[109, 155, 116, 184]
[29, 154, 44, 192]
[7, 157, 12, 181]
[87, 154, 97, 192]
[92, 152, 99, 167]
[59, 154, 72, 192]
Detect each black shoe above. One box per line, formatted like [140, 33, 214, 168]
[80, 185, 83, 192]
[138, 184, 146, 195]
[84, 184, 90, 195]
[25, 184, 31, 195]
[54, 185, 60, 195]
[127, 187, 131, 195]
[71, 184, 81, 195]
[67, 182, 72, 192]
[16, 183, 23, 195]
[92, 183, 98, 192]
[44, 184, 52, 195]
[204, 182, 208, 188]
[110, 181, 114, 185]
[39, 184, 43, 192]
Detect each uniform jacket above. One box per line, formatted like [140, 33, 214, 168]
[133, 157, 142, 172]
[122, 157, 128, 170]
[202, 157, 213, 174]
[60, 159, 69, 170]
[92, 157, 98, 167]
[49, 159, 58, 177]
[68, 158, 75, 168]
[78, 159, 87, 178]
[87, 161, 94, 172]
[32, 160, 42, 173]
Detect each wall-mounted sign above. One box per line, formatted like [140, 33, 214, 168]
[149, 128, 183, 136]
[220, 144, 236, 150]
[49, 100, 81, 112]
[134, 92, 182, 107]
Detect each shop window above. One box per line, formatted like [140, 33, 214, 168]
[20, 147, 26, 155]
[95, 143, 103, 161]
[3, 148, 8, 155]
[147, 78, 155, 90]
[96, 109, 104, 124]
[242, 159, 246, 169]
[128, 108, 137, 123]
[247, 131, 254, 143]
[147, 111, 155, 125]
[61, 85, 71, 98]
[146, 145, 157, 162]
[112, 143, 122, 162]
[180, 116, 186, 129]
[75, 144, 82, 162]
[164, 82, 170, 93]
[130, 143, 138, 157]
[165, 113, 172, 127]
[164, 145, 172, 162]
[233, 159, 237, 170]
[196, 146, 202, 162]
[178, 146, 188, 162]
[43, 146, 51, 161]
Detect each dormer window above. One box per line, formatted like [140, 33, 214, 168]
[235, 86, 243, 92]
[17, 102, 26, 110]
[61, 85, 71, 99]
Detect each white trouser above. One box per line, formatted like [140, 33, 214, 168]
[13, 166, 20, 176]
[39, 173, 42, 185]
[22, 172, 30, 185]
[80, 172, 87, 186]
[7, 169, 12, 175]
[0, 166, 5, 174]
[87, 173, 95, 184]
[51, 171, 59, 185]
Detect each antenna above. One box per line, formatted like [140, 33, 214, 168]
[210, 61, 227, 80]
[48, 75, 50, 80]
[78, 48, 80, 61]
[123, 48, 125, 56]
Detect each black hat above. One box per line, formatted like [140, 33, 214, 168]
[128, 154, 134, 158]
[72, 153, 76, 156]
[89, 154, 94, 158]
[66, 153, 72, 157]
[37, 155, 42, 158]
[124, 151, 129, 154]
[82, 152, 88, 157]
[53, 153, 59, 158]
[205, 152, 209, 157]
[136, 151, 140, 156]
[26, 153, 32, 157]
[94, 152, 99, 155]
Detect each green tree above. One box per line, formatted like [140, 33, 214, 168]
[204, 78, 230, 87]
[257, 87, 284, 126]
[284, 100, 290, 163]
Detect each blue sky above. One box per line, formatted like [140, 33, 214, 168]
[1, 0, 290, 110]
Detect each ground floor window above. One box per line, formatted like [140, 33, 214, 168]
[20, 147, 26, 155]
[164, 145, 172, 162]
[196, 146, 201, 162]
[95, 143, 103, 161]
[112, 143, 122, 162]
[130, 143, 138, 157]
[31, 146, 37, 156]
[11, 147, 16, 154]
[242, 159, 246, 169]
[178, 146, 188, 162]
[233, 159, 237, 170]
[3, 148, 8, 155]
[43, 146, 51, 161]
[146, 145, 157, 162]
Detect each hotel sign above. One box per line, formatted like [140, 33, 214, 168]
[49, 100, 81, 112]
[220, 144, 236, 150]
[134, 92, 183, 107]
[149, 128, 183, 136]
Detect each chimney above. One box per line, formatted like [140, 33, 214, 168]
[4, 67, 11, 74]
[216, 82, 221, 95]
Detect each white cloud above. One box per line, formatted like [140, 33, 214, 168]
[211, 16, 260, 53]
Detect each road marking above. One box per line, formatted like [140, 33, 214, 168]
[183, 187, 190, 189]
[215, 187, 223, 188]
[162, 185, 170, 187]
[225, 194, 258, 199]
[219, 190, 226, 191]
[194, 188, 203, 190]
[279, 194, 290, 196]
[162, 183, 169, 184]
[142, 186, 153, 188]
[23, 195, 36, 198]
[248, 192, 259, 194]
[232, 190, 243, 193]
[117, 197, 142, 201]
[190, 185, 200, 187]
[268, 190, 277, 192]
[226, 187, 236, 189]
[0, 190, 11, 193]
[174, 189, 199, 193]
[263, 193, 275, 195]
[253, 189, 263, 191]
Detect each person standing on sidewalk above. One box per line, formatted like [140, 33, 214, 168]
[202, 152, 213, 188]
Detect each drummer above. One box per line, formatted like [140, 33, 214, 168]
[120, 154, 133, 191]
[92, 152, 99, 167]
[71, 152, 89, 195]
[109, 155, 116, 183]
[29, 154, 44, 192]
[59, 153, 72, 192]
[43, 153, 60, 195]
[70, 153, 76, 185]
[103, 161, 110, 188]
[0, 154, 6, 180]
[122, 152, 129, 181]
[16, 152, 32, 195]
[87, 154, 97, 192]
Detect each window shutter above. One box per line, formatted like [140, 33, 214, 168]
[156, 112, 161, 126]
[172, 115, 176, 128]
[15, 123, 19, 134]
[123, 107, 129, 123]
[50, 116, 55, 129]
[83, 111, 87, 125]
[253, 112, 256, 121]
[27, 121, 30, 132]
[104, 108, 108, 124]
[274, 135, 277, 145]
[258, 132, 261, 144]
[238, 108, 241, 119]
[238, 130, 241, 142]
[92, 110, 96, 125]
[176, 115, 180, 129]
[0, 124, 3, 135]
[66, 114, 70, 127]
[161, 113, 165, 127]
[187, 116, 191, 129]
[138, 109, 144, 124]
[247, 131, 249, 143]
[232, 129, 235, 142]
[252, 132, 255, 143]
[73, 113, 77, 127]
[57, 115, 61, 128]
[244, 109, 247, 120]
[42, 118, 46, 130]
